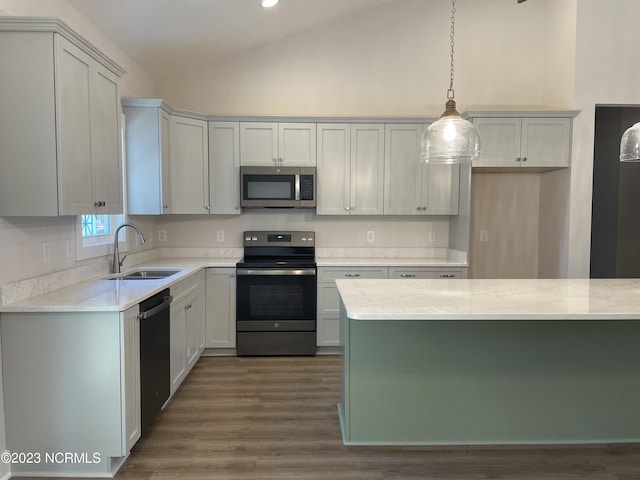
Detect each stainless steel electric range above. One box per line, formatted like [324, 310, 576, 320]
[236, 231, 316, 356]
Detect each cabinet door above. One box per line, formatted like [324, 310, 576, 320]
[317, 124, 351, 215]
[90, 65, 122, 214]
[384, 124, 422, 215]
[205, 268, 236, 348]
[471, 118, 521, 167]
[121, 305, 141, 453]
[350, 124, 385, 215]
[160, 110, 172, 213]
[170, 116, 209, 213]
[389, 267, 467, 279]
[240, 122, 278, 166]
[184, 288, 200, 369]
[278, 123, 316, 166]
[170, 297, 186, 396]
[209, 122, 241, 214]
[423, 163, 460, 215]
[521, 118, 571, 167]
[55, 36, 94, 215]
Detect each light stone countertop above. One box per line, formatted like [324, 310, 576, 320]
[336, 278, 640, 320]
[0, 258, 239, 313]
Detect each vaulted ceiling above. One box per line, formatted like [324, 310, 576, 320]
[67, 0, 396, 78]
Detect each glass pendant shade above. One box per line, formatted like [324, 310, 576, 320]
[420, 100, 481, 164]
[620, 122, 640, 162]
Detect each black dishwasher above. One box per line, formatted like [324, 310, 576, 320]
[139, 288, 172, 436]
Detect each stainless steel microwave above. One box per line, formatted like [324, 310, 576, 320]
[240, 166, 316, 208]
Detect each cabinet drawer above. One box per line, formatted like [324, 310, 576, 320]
[388, 267, 467, 279]
[318, 267, 387, 281]
[170, 271, 202, 300]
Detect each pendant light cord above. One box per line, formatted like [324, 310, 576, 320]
[447, 0, 456, 101]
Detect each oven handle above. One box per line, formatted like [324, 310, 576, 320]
[237, 268, 316, 276]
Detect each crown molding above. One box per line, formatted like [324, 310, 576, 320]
[0, 16, 126, 77]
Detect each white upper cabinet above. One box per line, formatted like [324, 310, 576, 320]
[316, 124, 384, 215]
[0, 21, 125, 216]
[124, 100, 209, 215]
[383, 124, 459, 215]
[240, 122, 316, 166]
[209, 122, 241, 215]
[169, 116, 209, 214]
[469, 112, 576, 169]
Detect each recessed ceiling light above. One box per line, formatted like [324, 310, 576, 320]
[261, 0, 278, 7]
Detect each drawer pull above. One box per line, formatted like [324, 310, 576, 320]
[345, 273, 361, 278]
[439, 273, 456, 278]
[400, 273, 416, 278]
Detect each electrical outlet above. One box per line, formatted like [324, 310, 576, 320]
[480, 229, 489, 242]
[217, 230, 225, 242]
[367, 231, 375, 243]
[158, 230, 167, 242]
[42, 242, 51, 262]
[66, 239, 74, 259]
[428, 231, 436, 242]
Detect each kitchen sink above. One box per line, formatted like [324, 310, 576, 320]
[109, 269, 182, 280]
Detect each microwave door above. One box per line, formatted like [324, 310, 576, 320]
[241, 173, 298, 207]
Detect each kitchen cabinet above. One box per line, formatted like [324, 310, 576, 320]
[1, 305, 141, 476]
[470, 115, 573, 168]
[240, 122, 316, 166]
[316, 124, 385, 215]
[205, 268, 237, 350]
[170, 116, 210, 213]
[209, 122, 241, 214]
[170, 271, 205, 396]
[0, 22, 125, 216]
[317, 267, 387, 347]
[383, 124, 459, 215]
[388, 266, 467, 279]
[317, 265, 467, 347]
[124, 100, 209, 215]
[122, 305, 142, 452]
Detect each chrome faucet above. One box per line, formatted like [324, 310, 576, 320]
[112, 223, 146, 274]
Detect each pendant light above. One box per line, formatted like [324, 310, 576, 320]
[620, 122, 640, 162]
[420, 0, 480, 164]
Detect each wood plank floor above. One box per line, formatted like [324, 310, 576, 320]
[111, 356, 640, 480]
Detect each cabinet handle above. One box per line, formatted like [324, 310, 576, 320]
[345, 273, 361, 277]
[205, 205, 210, 210]
[516, 157, 521, 162]
[416, 206, 421, 211]
[345, 206, 350, 211]
[163, 204, 169, 209]
[102, 201, 106, 207]
[400, 273, 416, 278]
[94, 201, 100, 207]
[422, 206, 427, 211]
[273, 158, 278, 164]
[522, 157, 527, 162]
[439, 273, 456, 278]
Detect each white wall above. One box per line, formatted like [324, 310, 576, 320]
[155, 0, 550, 115]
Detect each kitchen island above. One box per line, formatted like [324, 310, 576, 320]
[336, 278, 640, 446]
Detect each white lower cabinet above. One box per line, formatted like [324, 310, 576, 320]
[170, 271, 205, 396]
[205, 268, 237, 349]
[316, 267, 387, 347]
[122, 305, 142, 453]
[388, 267, 467, 279]
[0, 305, 141, 476]
[317, 266, 468, 347]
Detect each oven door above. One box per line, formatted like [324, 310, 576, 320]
[236, 267, 316, 331]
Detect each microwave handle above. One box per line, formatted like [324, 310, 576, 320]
[295, 174, 300, 201]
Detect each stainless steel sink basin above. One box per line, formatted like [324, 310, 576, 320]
[109, 269, 182, 280]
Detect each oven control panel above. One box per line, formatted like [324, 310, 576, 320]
[243, 231, 315, 247]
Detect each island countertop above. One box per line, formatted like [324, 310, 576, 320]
[335, 278, 640, 320]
